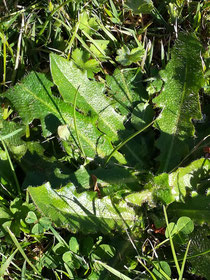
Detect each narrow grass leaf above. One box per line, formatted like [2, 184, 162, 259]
[95, 260, 132, 280]
[179, 240, 191, 280]
[0, 248, 18, 277]
[7, 227, 40, 275]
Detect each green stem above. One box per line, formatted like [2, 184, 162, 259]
[137, 258, 157, 280]
[179, 240, 191, 280]
[7, 227, 40, 275]
[163, 205, 181, 276]
[105, 119, 155, 166]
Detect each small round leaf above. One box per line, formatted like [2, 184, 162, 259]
[177, 217, 194, 235]
[25, 211, 37, 224]
[69, 236, 79, 253]
[31, 223, 44, 235]
[165, 222, 177, 238]
[62, 251, 73, 264]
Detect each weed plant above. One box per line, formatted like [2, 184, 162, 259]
[0, 0, 209, 279]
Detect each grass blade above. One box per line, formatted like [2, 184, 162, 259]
[0, 249, 18, 277]
[163, 205, 181, 276]
[73, 86, 86, 160]
[1, 140, 21, 196]
[105, 119, 155, 165]
[179, 240, 191, 280]
[7, 227, 40, 275]
[137, 258, 157, 280]
[95, 260, 132, 280]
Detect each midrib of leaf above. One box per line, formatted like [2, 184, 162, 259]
[22, 78, 110, 157]
[7, 73, 113, 158]
[58, 67, 120, 139]
[120, 71, 133, 104]
[163, 62, 189, 172]
[154, 33, 203, 172]
[50, 54, 124, 141]
[21, 84, 59, 116]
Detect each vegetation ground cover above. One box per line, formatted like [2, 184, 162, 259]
[0, 0, 209, 279]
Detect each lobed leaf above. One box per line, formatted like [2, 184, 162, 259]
[28, 182, 136, 234]
[3, 70, 124, 161]
[125, 158, 210, 209]
[153, 33, 205, 172]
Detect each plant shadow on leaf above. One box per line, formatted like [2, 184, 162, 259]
[187, 225, 210, 279]
[21, 150, 72, 189]
[28, 183, 136, 235]
[154, 32, 204, 173]
[167, 158, 210, 225]
[34, 72, 66, 124]
[45, 114, 62, 134]
[153, 129, 190, 174]
[189, 159, 210, 194]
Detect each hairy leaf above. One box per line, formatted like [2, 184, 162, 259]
[28, 182, 136, 234]
[106, 68, 147, 114]
[50, 53, 125, 142]
[4, 72, 62, 137]
[125, 158, 210, 208]
[188, 226, 210, 279]
[68, 164, 139, 193]
[126, 0, 154, 14]
[3, 71, 124, 161]
[116, 45, 145, 66]
[168, 195, 210, 225]
[169, 158, 210, 200]
[153, 33, 204, 172]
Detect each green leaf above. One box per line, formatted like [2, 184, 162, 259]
[152, 261, 171, 280]
[169, 158, 210, 199]
[106, 68, 147, 114]
[125, 158, 210, 208]
[92, 244, 115, 261]
[165, 222, 177, 238]
[81, 236, 94, 256]
[62, 251, 73, 264]
[131, 103, 154, 130]
[39, 217, 52, 230]
[125, 189, 153, 206]
[0, 148, 16, 188]
[4, 71, 123, 161]
[125, 0, 154, 14]
[79, 12, 99, 35]
[25, 211, 37, 224]
[176, 217, 194, 235]
[126, 173, 174, 207]
[188, 226, 210, 279]
[89, 40, 109, 60]
[31, 223, 44, 235]
[4, 72, 58, 137]
[50, 53, 125, 142]
[116, 45, 145, 66]
[69, 237, 79, 253]
[71, 48, 100, 77]
[94, 260, 132, 280]
[153, 33, 205, 172]
[168, 195, 210, 225]
[27, 182, 136, 234]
